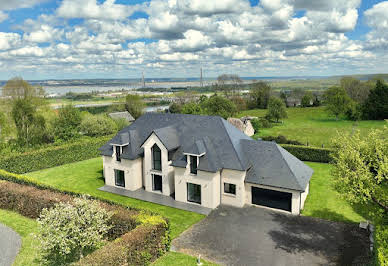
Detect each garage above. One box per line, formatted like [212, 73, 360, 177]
[251, 187, 292, 212]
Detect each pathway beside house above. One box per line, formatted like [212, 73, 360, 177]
[0, 223, 22, 266]
[99, 185, 212, 215]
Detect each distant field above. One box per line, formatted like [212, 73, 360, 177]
[237, 107, 386, 147]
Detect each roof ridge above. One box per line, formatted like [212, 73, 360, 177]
[220, 118, 246, 170]
[274, 144, 303, 190]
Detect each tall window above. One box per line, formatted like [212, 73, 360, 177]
[152, 144, 162, 171]
[114, 170, 125, 187]
[115, 146, 121, 162]
[187, 183, 201, 204]
[190, 156, 197, 175]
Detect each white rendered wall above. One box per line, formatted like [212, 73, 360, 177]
[142, 133, 175, 196]
[221, 169, 246, 207]
[174, 166, 221, 209]
[300, 182, 309, 210]
[102, 155, 143, 191]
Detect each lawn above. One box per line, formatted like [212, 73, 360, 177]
[302, 162, 367, 223]
[237, 107, 386, 147]
[25, 157, 204, 239]
[0, 209, 39, 266]
[153, 251, 218, 266]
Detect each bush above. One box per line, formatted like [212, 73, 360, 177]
[0, 135, 111, 174]
[37, 197, 113, 264]
[113, 117, 130, 131]
[280, 144, 333, 163]
[76, 222, 170, 266]
[375, 222, 388, 266]
[80, 114, 117, 137]
[251, 118, 272, 133]
[262, 135, 304, 146]
[53, 105, 82, 141]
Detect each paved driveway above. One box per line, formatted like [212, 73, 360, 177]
[172, 205, 370, 266]
[0, 223, 21, 266]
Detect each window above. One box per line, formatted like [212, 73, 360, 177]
[152, 144, 162, 171]
[187, 183, 201, 204]
[152, 174, 163, 192]
[115, 146, 121, 162]
[224, 183, 236, 195]
[190, 156, 197, 175]
[114, 170, 125, 187]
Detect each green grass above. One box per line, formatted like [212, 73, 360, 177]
[0, 209, 39, 266]
[302, 162, 367, 223]
[153, 251, 218, 266]
[237, 107, 386, 147]
[25, 157, 204, 239]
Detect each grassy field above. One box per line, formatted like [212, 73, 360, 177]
[237, 107, 386, 147]
[302, 162, 367, 223]
[25, 158, 204, 239]
[0, 209, 39, 266]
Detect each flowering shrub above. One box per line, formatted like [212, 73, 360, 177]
[36, 197, 113, 264]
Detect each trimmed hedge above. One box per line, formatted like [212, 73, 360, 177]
[280, 144, 333, 163]
[76, 222, 170, 266]
[0, 135, 112, 174]
[0, 180, 139, 240]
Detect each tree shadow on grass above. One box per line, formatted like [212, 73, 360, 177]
[268, 209, 371, 265]
[96, 169, 104, 182]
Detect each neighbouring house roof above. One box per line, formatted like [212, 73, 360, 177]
[108, 111, 135, 122]
[241, 140, 313, 191]
[100, 113, 313, 191]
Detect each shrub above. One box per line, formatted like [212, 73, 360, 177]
[113, 117, 130, 131]
[280, 144, 333, 163]
[262, 135, 304, 146]
[36, 197, 113, 264]
[80, 114, 117, 137]
[0, 135, 111, 174]
[76, 223, 170, 266]
[251, 118, 272, 133]
[53, 105, 82, 141]
[375, 222, 388, 266]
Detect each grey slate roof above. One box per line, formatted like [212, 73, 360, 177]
[241, 140, 313, 191]
[108, 111, 135, 122]
[100, 113, 313, 191]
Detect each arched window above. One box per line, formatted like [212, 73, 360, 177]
[152, 144, 162, 171]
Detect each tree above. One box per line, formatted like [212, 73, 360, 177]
[2, 77, 45, 101]
[216, 74, 243, 97]
[340, 76, 371, 103]
[331, 127, 388, 214]
[53, 105, 82, 141]
[169, 102, 182, 113]
[125, 94, 145, 119]
[80, 114, 117, 137]
[301, 92, 313, 107]
[36, 197, 112, 264]
[323, 86, 351, 120]
[248, 81, 272, 109]
[0, 111, 11, 144]
[362, 80, 388, 120]
[200, 95, 237, 119]
[279, 91, 288, 107]
[266, 97, 287, 122]
[181, 102, 203, 115]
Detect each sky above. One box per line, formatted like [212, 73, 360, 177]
[0, 0, 387, 80]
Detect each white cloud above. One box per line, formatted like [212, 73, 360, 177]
[177, 0, 250, 16]
[57, 0, 143, 20]
[0, 0, 49, 10]
[365, 1, 388, 30]
[0, 32, 21, 50]
[0, 10, 7, 22]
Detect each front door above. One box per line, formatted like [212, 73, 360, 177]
[152, 174, 163, 192]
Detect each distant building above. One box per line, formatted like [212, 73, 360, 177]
[109, 111, 135, 122]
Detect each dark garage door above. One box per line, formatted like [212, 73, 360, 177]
[251, 187, 292, 212]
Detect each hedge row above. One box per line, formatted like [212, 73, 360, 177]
[0, 135, 112, 174]
[280, 144, 333, 163]
[0, 180, 139, 240]
[77, 222, 170, 266]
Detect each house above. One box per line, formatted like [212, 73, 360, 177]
[108, 111, 135, 123]
[227, 117, 255, 136]
[99, 113, 313, 214]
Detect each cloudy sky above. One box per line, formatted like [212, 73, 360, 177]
[0, 0, 387, 80]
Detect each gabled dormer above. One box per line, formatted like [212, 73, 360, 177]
[110, 132, 129, 162]
[183, 139, 206, 175]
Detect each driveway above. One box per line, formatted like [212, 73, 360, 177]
[172, 205, 371, 266]
[0, 223, 22, 266]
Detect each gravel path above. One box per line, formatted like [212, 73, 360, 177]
[0, 223, 22, 266]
